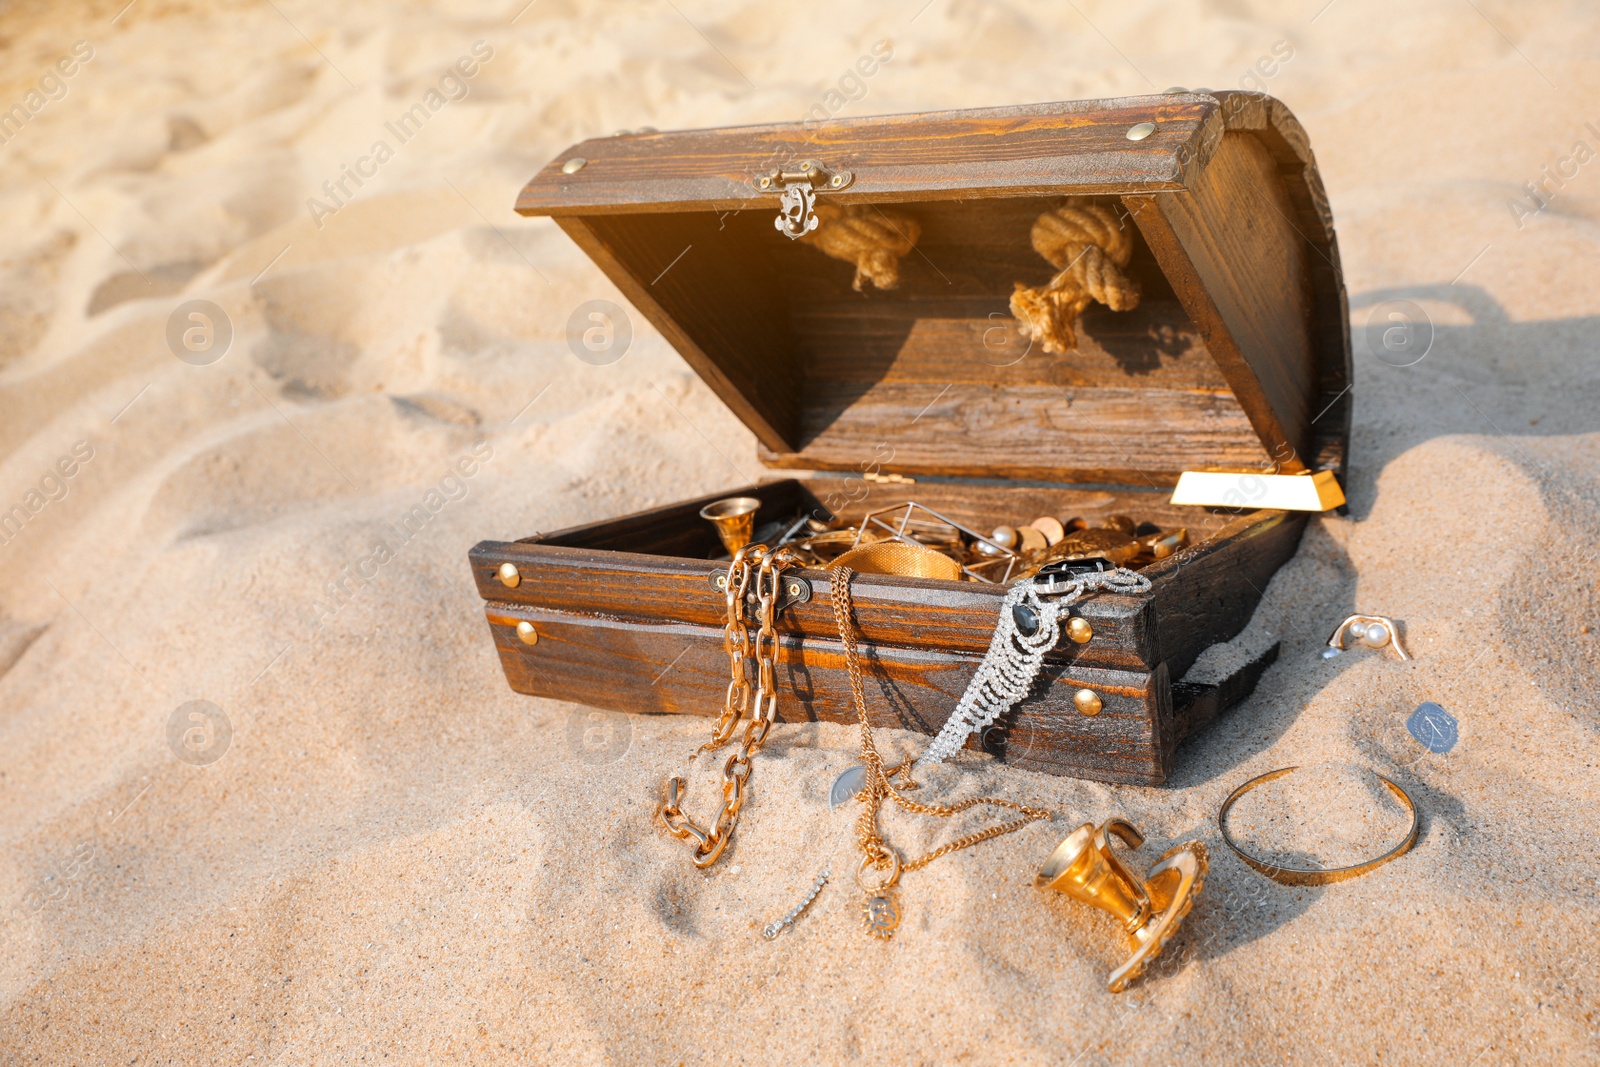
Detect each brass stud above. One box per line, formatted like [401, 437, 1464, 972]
[561, 157, 587, 174]
[1073, 688, 1103, 716]
[788, 582, 802, 597]
[1066, 617, 1094, 645]
[497, 562, 521, 588]
[515, 621, 539, 646]
[1126, 122, 1157, 141]
[715, 574, 728, 589]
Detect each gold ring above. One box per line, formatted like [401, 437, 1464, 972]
[1217, 767, 1419, 886]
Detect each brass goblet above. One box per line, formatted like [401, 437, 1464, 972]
[1036, 819, 1208, 992]
[699, 496, 762, 556]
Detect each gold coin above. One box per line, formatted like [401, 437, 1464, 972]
[1029, 517, 1066, 545]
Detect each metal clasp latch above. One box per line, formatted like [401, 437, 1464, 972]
[753, 160, 853, 239]
[709, 568, 812, 610]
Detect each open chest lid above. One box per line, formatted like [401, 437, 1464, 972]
[516, 92, 1351, 488]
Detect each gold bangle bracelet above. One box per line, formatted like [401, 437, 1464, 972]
[1217, 767, 1419, 886]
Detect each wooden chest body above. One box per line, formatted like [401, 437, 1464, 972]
[470, 91, 1351, 784]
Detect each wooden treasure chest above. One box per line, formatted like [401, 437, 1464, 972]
[468, 92, 1350, 784]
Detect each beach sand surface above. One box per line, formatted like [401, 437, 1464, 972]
[1, 1, 1598, 1062]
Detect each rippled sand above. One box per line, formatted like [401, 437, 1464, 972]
[1, 1, 1597, 1063]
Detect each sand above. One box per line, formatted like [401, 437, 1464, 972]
[2, 0, 1599, 1063]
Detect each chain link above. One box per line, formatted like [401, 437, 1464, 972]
[829, 565, 1052, 886]
[656, 544, 797, 868]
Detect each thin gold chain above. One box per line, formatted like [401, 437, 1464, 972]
[829, 566, 1051, 877]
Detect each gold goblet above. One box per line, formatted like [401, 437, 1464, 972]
[699, 496, 762, 556]
[1036, 819, 1208, 992]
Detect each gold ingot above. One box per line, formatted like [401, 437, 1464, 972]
[1073, 688, 1103, 716]
[1066, 617, 1094, 644]
[1169, 469, 1345, 512]
[498, 562, 521, 588]
[1036, 819, 1208, 992]
[515, 621, 539, 646]
[699, 496, 762, 556]
[828, 540, 962, 581]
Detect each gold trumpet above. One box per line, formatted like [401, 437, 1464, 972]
[1036, 819, 1208, 992]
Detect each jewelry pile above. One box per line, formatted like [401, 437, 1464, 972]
[705, 496, 1187, 584]
[663, 499, 1234, 991]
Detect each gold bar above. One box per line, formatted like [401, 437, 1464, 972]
[1169, 470, 1345, 512]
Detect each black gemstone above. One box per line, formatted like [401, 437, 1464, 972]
[1012, 602, 1040, 637]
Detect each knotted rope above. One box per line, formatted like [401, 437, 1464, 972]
[799, 203, 921, 291]
[1010, 202, 1142, 353]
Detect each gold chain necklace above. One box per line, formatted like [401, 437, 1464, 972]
[657, 544, 797, 868]
[829, 566, 1052, 938]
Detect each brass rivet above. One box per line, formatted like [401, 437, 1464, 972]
[1126, 122, 1157, 141]
[759, 176, 771, 188]
[561, 157, 587, 174]
[1073, 688, 1103, 716]
[498, 562, 521, 588]
[515, 621, 539, 646]
[830, 175, 843, 186]
[1066, 617, 1094, 644]
[715, 575, 727, 589]
[788, 582, 802, 597]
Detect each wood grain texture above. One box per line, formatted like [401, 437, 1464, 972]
[471, 478, 1298, 782]
[1142, 508, 1306, 680]
[558, 214, 799, 451]
[1206, 92, 1352, 483]
[517, 92, 1349, 485]
[477, 91, 1350, 781]
[757, 195, 1269, 483]
[1165, 642, 1279, 760]
[516, 96, 1218, 216]
[482, 605, 1175, 783]
[473, 478, 1290, 676]
[1125, 132, 1316, 474]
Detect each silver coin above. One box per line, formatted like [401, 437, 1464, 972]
[828, 764, 868, 810]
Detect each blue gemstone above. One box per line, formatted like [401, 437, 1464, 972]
[1406, 701, 1458, 754]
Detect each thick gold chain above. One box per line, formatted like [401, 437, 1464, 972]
[829, 566, 1052, 884]
[657, 544, 796, 868]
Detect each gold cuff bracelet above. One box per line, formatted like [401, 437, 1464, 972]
[1217, 766, 1419, 886]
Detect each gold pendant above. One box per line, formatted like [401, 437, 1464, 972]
[857, 852, 903, 939]
[861, 889, 901, 939]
